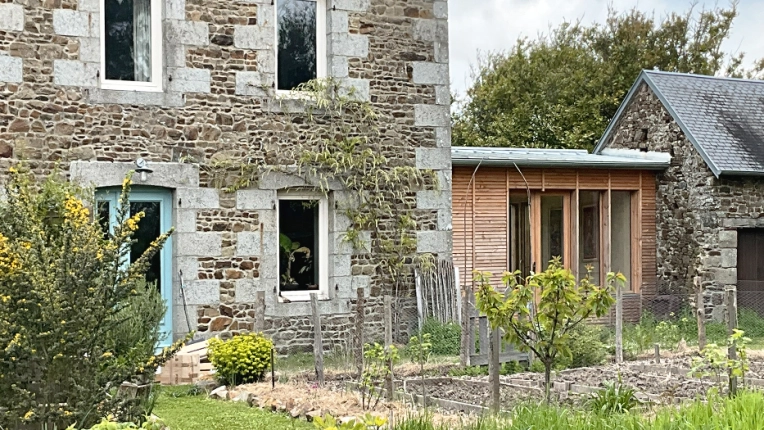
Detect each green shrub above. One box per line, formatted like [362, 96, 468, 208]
[587, 380, 639, 414]
[558, 324, 608, 369]
[0, 168, 180, 428]
[420, 318, 461, 355]
[208, 333, 274, 386]
[77, 416, 166, 430]
[448, 366, 488, 377]
[738, 308, 764, 338]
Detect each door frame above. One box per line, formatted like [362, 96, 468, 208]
[97, 187, 174, 348]
[530, 191, 572, 273]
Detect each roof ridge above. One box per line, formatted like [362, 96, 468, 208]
[643, 69, 764, 86]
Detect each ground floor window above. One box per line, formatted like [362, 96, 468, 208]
[278, 193, 328, 300]
[508, 189, 638, 291]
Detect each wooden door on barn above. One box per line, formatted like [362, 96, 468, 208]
[738, 229, 764, 316]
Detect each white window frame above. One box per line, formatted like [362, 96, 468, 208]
[277, 192, 329, 302]
[274, 0, 327, 95]
[99, 0, 163, 92]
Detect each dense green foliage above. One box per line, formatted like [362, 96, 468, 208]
[208, 333, 274, 385]
[453, 3, 764, 150]
[0, 168, 178, 428]
[475, 258, 618, 401]
[587, 381, 639, 415]
[559, 324, 609, 369]
[420, 318, 461, 356]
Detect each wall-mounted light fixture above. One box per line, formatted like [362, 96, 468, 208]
[135, 158, 154, 182]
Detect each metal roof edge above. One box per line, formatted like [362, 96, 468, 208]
[593, 71, 649, 154]
[718, 169, 764, 177]
[451, 158, 669, 170]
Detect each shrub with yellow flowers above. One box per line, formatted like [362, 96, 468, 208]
[0, 166, 179, 428]
[208, 333, 274, 385]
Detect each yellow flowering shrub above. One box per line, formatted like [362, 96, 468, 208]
[0, 166, 177, 428]
[208, 333, 274, 385]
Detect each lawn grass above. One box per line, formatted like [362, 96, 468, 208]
[153, 386, 312, 430]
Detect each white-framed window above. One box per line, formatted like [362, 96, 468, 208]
[275, 0, 327, 92]
[100, 0, 163, 91]
[277, 192, 329, 301]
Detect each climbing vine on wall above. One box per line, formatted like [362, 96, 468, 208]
[189, 78, 438, 295]
[270, 79, 438, 295]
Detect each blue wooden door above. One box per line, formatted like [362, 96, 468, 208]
[97, 187, 174, 348]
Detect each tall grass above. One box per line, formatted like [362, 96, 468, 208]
[392, 390, 764, 430]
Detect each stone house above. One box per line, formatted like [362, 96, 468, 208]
[0, 0, 453, 352]
[594, 70, 764, 320]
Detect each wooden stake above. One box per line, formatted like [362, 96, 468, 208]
[726, 287, 738, 396]
[255, 291, 265, 333]
[384, 295, 394, 401]
[489, 327, 501, 411]
[696, 276, 707, 351]
[654, 344, 660, 364]
[311, 293, 324, 386]
[354, 288, 365, 377]
[460, 284, 471, 367]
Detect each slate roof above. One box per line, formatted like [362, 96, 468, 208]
[451, 146, 670, 169]
[594, 70, 764, 177]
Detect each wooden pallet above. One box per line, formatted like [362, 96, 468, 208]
[156, 340, 214, 385]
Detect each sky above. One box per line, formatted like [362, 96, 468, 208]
[448, 0, 764, 98]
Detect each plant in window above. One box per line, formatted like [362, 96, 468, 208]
[279, 233, 313, 288]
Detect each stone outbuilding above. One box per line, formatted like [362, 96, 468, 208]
[595, 70, 764, 320]
[0, 0, 453, 352]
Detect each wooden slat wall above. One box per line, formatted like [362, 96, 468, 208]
[453, 167, 476, 282]
[453, 166, 660, 301]
[640, 171, 658, 298]
[473, 168, 509, 280]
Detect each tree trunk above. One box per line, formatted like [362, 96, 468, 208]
[544, 362, 552, 404]
[615, 281, 623, 364]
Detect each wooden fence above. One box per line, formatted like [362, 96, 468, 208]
[460, 287, 529, 367]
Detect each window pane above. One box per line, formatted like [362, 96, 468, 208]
[541, 196, 564, 270]
[105, 0, 152, 82]
[130, 201, 162, 291]
[578, 191, 601, 285]
[509, 195, 531, 279]
[277, 0, 317, 90]
[611, 192, 632, 290]
[97, 201, 111, 238]
[279, 199, 318, 291]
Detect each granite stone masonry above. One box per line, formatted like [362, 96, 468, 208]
[603, 83, 763, 320]
[0, 0, 452, 352]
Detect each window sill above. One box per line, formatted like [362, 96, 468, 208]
[85, 88, 183, 107]
[279, 292, 330, 303]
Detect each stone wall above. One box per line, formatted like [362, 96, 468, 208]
[1, 0, 453, 351]
[603, 83, 764, 320]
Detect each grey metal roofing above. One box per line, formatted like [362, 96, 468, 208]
[451, 146, 670, 169]
[594, 70, 764, 177]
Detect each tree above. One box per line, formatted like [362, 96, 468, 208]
[474, 258, 621, 403]
[0, 167, 181, 428]
[453, 2, 764, 151]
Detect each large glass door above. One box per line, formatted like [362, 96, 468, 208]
[97, 187, 173, 347]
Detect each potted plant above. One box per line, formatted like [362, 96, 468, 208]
[279, 233, 313, 289]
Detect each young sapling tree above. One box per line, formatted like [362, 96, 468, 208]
[475, 258, 620, 402]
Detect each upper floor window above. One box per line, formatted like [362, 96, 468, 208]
[101, 0, 162, 91]
[276, 0, 326, 91]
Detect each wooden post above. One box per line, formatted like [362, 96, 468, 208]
[354, 288, 365, 377]
[311, 293, 324, 386]
[384, 295, 394, 401]
[489, 327, 501, 412]
[726, 287, 738, 396]
[255, 291, 265, 332]
[696, 276, 707, 351]
[654, 344, 660, 364]
[460, 284, 471, 367]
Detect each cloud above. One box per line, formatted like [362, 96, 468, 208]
[448, 0, 764, 97]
